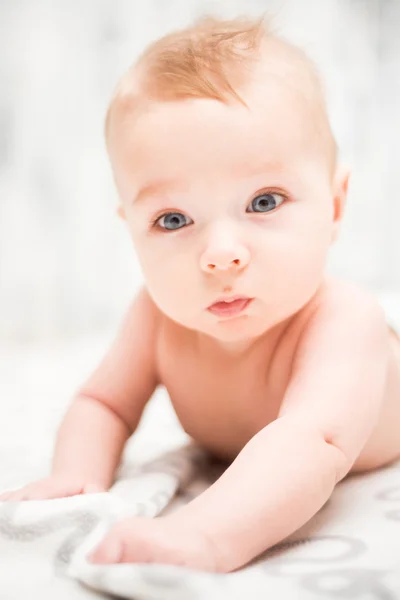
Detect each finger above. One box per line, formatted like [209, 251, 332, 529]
[0, 491, 15, 501]
[27, 483, 80, 501]
[25, 488, 55, 500]
[87, 531, 124, 564]
[13, 482, 64, 501]
[2, 490, 29, 502]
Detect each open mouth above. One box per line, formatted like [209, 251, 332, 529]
[207, 297, 253, 318]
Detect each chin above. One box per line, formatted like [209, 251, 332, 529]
[207, 315, 265, 341]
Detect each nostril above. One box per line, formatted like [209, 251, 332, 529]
[206, 259, 241, 271]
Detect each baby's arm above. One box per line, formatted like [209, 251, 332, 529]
[0, 287, 160, 501]
[166, 287, 389, 572]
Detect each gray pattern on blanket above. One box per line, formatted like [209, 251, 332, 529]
[1, 445, 400, 599]
[0, 501, 101, 573]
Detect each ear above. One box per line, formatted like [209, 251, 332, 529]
[330, 165, 351, 244]
[116, 204, 126, 220]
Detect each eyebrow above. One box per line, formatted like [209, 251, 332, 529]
[131, 179, 179, 206]
[131, 160, 286, 205]
[244, 159, 284, 176]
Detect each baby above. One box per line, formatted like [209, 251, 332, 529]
[1, 16, 400, 574]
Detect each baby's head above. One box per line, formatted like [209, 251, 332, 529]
[105, 16, 350, 347]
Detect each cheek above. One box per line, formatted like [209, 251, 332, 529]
[139, 245, 188, 281]
[256, 211, 331, 292]
[133, 240, 196, 313]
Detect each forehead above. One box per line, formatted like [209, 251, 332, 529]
[110, 75, 327, 198]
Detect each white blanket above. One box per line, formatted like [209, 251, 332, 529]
[1, 430, 400, 599]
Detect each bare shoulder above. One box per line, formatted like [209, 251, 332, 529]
[288, 276, 390, 379]
[311, 276, 386, 327]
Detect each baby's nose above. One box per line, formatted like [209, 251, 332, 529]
[200, 245, 250, 274]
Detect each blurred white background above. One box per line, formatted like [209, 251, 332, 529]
[0, 0, 399, 343]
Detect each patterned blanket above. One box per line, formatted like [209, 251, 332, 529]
[1, 435, 400, 599]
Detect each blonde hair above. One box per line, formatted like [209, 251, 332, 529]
[105, 15, 337, 173]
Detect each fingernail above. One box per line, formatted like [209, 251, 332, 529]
[88, 540, 122, 564]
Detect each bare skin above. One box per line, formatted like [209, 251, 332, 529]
[156, 279, 400, 474]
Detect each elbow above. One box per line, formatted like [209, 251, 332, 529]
[76, 392, 134, 436]
[322, 435, 354, 482]
[273, 416, 354, 483]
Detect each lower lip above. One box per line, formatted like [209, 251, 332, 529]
[207, 298, 253, 318]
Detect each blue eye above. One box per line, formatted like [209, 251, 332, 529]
[247, 192, 285, 213]
[154, 212, 192, 231]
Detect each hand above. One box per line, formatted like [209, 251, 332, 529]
[87, 515, 221, 572]
[0, 476, 107, 502]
